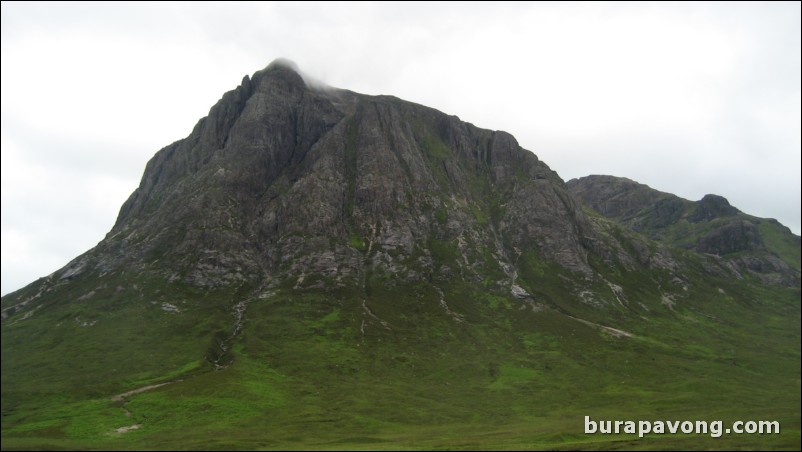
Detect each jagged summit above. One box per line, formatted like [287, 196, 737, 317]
[252, 58, 331, 92]
[266, 57, 300, 72]
[253, 58, 306, 86]
[692, 193, 739, 221]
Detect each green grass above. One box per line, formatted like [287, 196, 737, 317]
[758, 219, 802, 271]
[3, 268, 799, 450]
[348, 234, 367, 252]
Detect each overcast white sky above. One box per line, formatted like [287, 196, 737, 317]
[2, 2, 800, 295]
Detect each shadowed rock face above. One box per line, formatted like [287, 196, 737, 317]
[689, 194, 740, 223]
[695, 220, 762, 255]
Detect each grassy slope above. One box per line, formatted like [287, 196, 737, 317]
[2, 260, 799, 450]
[757, 220, 802, 271]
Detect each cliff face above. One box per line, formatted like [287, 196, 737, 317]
[53, 60, 641, 294]
[10, 60, 799, 321]
[7, 60, 799, 324]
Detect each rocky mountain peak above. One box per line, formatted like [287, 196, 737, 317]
[252, 58, 307, 90]
[9, 63, 802, 299]
[690, 193, 739, 222]
[266, 57, 301, 72]
[41, 62, 671, 295]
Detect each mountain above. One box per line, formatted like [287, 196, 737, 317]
[2, 60, 800, 450]
[566, 175, 800, 286]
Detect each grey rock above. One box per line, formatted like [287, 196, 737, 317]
[568, 175, 800, 286]
[10, 60, 792, 301]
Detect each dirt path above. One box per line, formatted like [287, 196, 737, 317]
[567, 314, 634, 338]
[109, 381, 175, 434]
[114, 424, 142, 434]
[111, 382, 173, 403]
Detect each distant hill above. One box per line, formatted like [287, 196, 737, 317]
[567, 175, 800, 286]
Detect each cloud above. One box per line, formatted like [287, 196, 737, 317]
[1, 2, 799, 295]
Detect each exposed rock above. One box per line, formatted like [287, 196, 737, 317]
[510, 284, 532, 300]
[567, 175, 800, 286]
[4, 60, 797, 325]
[695, 220, 762, 255]
[45, 60, 670, 295]
[689, 194, 739, 223]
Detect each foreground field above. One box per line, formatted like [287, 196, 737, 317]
[3, 279, 800, 450]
